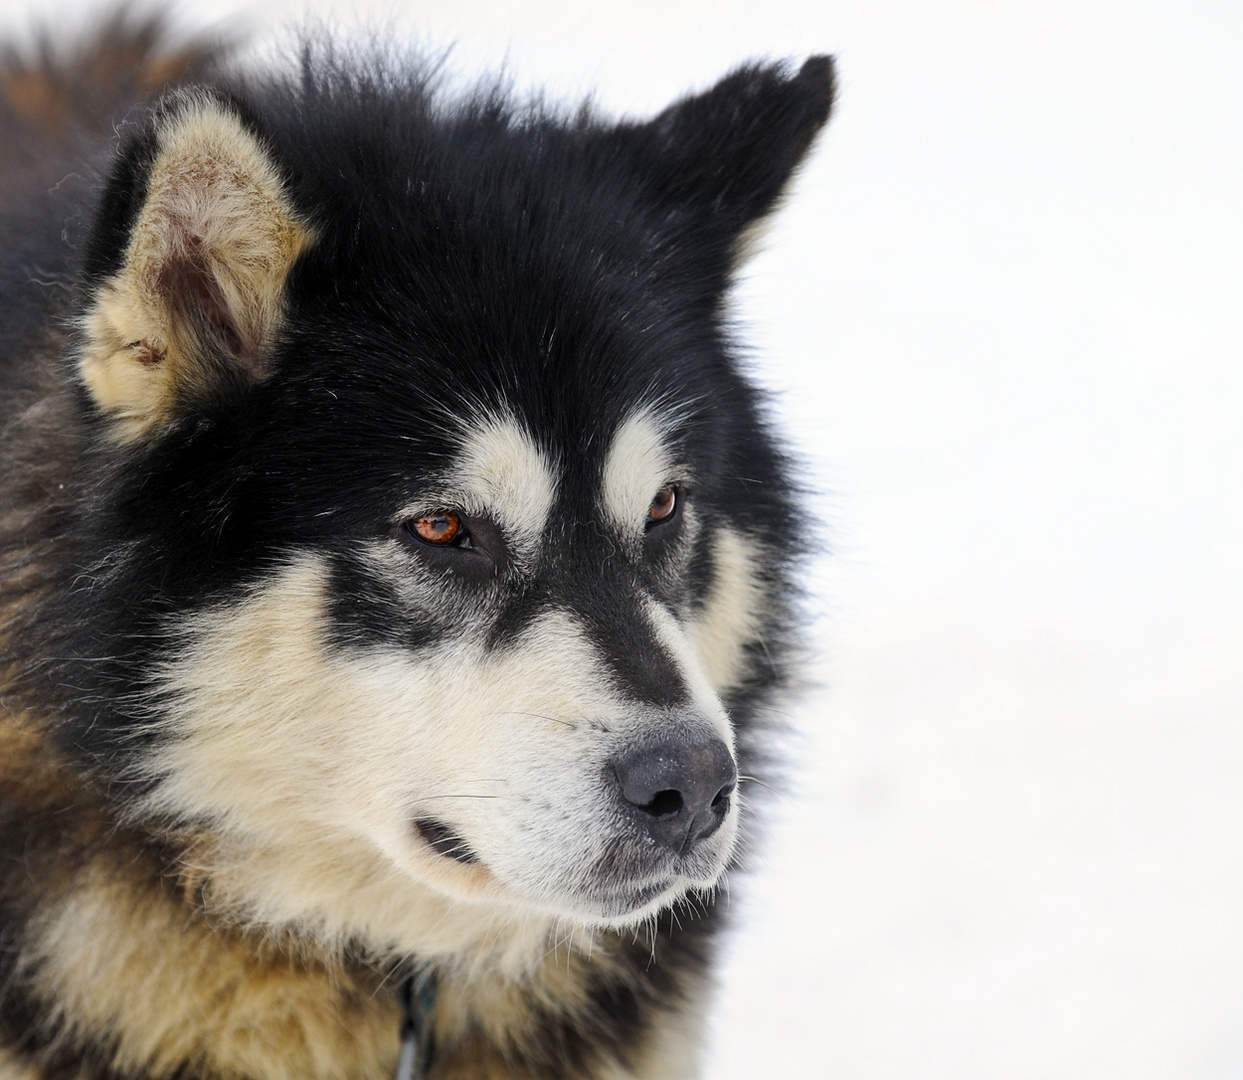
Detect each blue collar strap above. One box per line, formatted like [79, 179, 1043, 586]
[393, 971, 438, 1080]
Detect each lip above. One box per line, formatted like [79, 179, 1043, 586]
[584, 875, 681, 918]
[413, 818, 480, 864]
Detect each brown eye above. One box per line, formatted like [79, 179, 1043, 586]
[409, 511, 464, 545]
[646, 487, 678, 527]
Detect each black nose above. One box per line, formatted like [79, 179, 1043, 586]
[610, 734, 737, 854]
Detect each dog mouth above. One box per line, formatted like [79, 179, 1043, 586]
[593, 876, 678, 914]
[414, 818, 480, 865]
[409, 816, 666, 910]
[408, 788, 736, 922]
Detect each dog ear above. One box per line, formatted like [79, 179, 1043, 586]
[623, 56, 835, 245]
[79, 89, 313, 442]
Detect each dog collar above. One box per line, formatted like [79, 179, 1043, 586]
[393, 971, 438, 1080]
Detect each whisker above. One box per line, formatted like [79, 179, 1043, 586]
[406, 793, 506, 802]
[368, 957, 408, 1001]
[494, 710, 575, 728]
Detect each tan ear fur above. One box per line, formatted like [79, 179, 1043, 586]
[80, 91, 313, 442]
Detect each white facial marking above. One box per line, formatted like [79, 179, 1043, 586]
[452, 413, 558, 555]
[601, 408, 674, 534]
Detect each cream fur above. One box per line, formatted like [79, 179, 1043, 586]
[451, 414, 559, 555]
[600, 409, 684, 540]
[599, 407, 768, 696]
[687, 527, 769, 695]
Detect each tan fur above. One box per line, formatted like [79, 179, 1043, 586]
[612, 1002, 708, 1080]
[0, 715, 100, 860]
[0, 409, 749, 1080]
[0, 46, 814, 1080]
[79, 93, 312, 442]
[688, 527, 768, 694]
[0, 1046, 41, 1080]
[431, 956, 697, 1080]
[25, 871, 397, 1080]
[0, 713, 46, 776]
[0, 11, 220, 148]
[2, 51, 205, 138]
[433, 945, 606, 1052]
[0, 723, 398, 1080]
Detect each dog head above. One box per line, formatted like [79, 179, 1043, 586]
[65, 56, 833, 947]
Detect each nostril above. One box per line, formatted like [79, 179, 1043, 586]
[609, 732, 737, 852]
[641, 789, 684, 818]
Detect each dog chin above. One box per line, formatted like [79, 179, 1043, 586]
[580, 878, 716, 929]
[535, 859, 733, 929]
[508, 819, 740, 928]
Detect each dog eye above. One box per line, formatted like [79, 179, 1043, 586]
[646, 487, 678, 528]
[406, 511, 466, 546]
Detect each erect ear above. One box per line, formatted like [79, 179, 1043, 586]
[624, 55, 835, 244]
[79, 88, 312, 442]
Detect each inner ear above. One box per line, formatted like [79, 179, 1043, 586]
[160, 239, 250, 370]
[79, 89, 313, 443]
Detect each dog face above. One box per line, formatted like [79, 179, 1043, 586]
[63, 60, 833, 949]
[145, 412, 745, 931]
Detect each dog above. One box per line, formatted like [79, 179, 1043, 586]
[0, 12, 833, 1079]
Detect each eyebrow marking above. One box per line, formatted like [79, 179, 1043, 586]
[453, 414, 559, 554]
[600, 408, 674, 533]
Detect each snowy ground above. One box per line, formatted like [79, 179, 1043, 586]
[5, 0, 1241, 1075]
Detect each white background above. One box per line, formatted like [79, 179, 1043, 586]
[5, 0, 1241, 1076]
